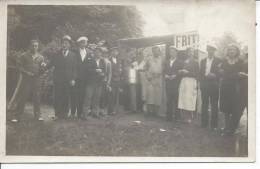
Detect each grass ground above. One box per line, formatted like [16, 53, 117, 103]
[6, 104, 248, 157]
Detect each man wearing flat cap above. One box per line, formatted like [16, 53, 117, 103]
[84, 47, 106, 118]
[200, 43, 222, 130]
[45, 35, 77, 120]
[72, 36, 92, 119]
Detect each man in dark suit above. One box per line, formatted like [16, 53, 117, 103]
[164, 46, 184, 121]
[46, 35, 77, 120]
[200, 44, 221, 129]
[72, 36, 92, 119]
[108, 47, 121, 115]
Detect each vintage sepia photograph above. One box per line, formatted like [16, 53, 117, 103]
[0, 0, 256, 162]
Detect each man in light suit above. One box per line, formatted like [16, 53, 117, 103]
[72, 36, 92, 119]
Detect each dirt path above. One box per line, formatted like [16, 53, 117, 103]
[6, 105, 247, 157]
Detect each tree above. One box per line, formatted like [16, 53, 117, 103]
[213, 32, 242, 59]
[7, 5, 144, 103]
[7, 5, 144, 51]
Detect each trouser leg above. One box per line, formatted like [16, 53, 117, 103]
[153, 104, 159, 116]
[54, 84, 64, 118]
[100, 84, 108, 110]
[224, 106, 233, 132]
[136, 83, 143, 112]
[32, 77, 41, 119]
[54, 84, 61, 118]
[201, 88, 209, 127]
[130, 84, 137, 112]
[54, 83, 69, 119]
[92, 84, 102, 115]
[70, 85, 77, 117]
[210, 88, 219, 129]
[108, 85, 118, 114]
[62, 84, 70, 118]
[166, 91, 173, 120]
[121, 84, 130, 111]
[84, 84, 95, 117]
[173, 91, 180, 120]
[77, 81, 86, 118]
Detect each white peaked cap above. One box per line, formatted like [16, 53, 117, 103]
[62, 35, 72, 41]
[77, 36, 88, 42]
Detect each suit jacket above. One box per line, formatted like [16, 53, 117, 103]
[94, 58, 106, 84]
[200, 57, 221, 89]
[48, 49, 77, 84]
[74, 48, 93, 83]
[164, 58, 184, 91]
[82, 56, 106, 85]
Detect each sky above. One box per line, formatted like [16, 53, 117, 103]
[136, 0, 254, 46]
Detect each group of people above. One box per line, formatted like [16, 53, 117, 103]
[110, 42, 248, 136]
[7, 34, 248, 136]
[8, 35, 122, 122]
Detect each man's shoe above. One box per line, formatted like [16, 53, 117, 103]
[51, 116, 58, 121]
[11, 119, 18, 123]
[38, 117, 44, 121]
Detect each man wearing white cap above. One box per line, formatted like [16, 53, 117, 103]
[200, 43, 221, 130]
[45, 35, 77, 120]
[72, 36, 92, 119]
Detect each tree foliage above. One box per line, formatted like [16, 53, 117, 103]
[7, 5, 144, 103]
[8, 5, 144, 51]
[213, 32, 242, 58]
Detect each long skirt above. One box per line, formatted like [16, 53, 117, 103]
[178, 77, 197, 111]
[145, 77, 162, 106]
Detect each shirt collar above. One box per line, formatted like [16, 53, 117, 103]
[170, 57, 176, 62]
[62, 49, 69, 56]
[80, 48, 86, 51]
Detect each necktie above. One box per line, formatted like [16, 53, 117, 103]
[63, 50, 67, 57]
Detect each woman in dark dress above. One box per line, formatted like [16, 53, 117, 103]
[219, 44, 243, 135]
[238, 53, 248, 115]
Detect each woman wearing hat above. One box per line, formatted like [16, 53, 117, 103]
[219, 44, 243, 135]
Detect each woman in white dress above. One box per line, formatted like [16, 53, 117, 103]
[178, 47, 199, 123]
[144, 46, 163, 116]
